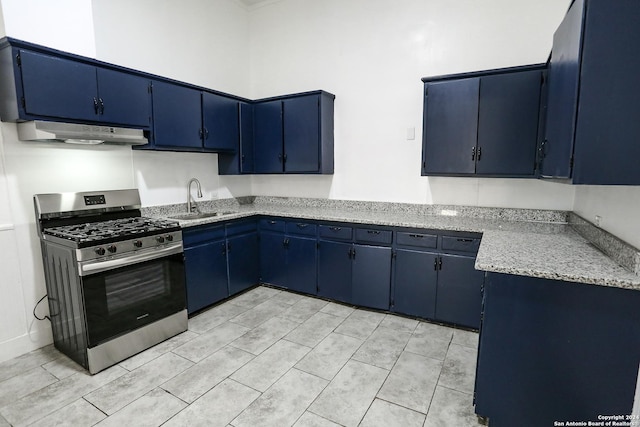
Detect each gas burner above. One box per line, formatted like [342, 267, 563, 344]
[44, 216, 180, 246]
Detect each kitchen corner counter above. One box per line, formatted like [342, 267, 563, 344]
[143, 197, 640, 291]
[476, 228, 640, 290]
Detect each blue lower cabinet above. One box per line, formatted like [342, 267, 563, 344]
[435, 254, 483, 329]
[259, 231, 287, 287]
[184, 240, 228, 314]
[351, 244, 392, 310]
[286, 236, 317, 295]
[475, 273, 640, 425]
[227, 232, 259, 296]
[393, 249, 438, 319]
[317, 240, 352, 303]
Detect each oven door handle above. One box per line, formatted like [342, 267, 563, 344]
[79, 243, 183, 276]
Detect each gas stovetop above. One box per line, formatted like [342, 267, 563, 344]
[43, 216, 181, 247]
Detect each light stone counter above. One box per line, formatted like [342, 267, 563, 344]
[143, 197, 640, 291]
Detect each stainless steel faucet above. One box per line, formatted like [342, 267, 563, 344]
[187, 178, 203, 213]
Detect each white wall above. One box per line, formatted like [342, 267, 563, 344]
[247, 0, 576, 209]
[573, 186, 640, 249]
[91, 0, 253, 205]
[0, 0, 96, 57]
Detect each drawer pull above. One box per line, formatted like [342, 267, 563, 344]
[366, 230, 381, 235]
[297, 223, 308, 228]
[269, 220, 277, 225]
[457, 238, 474, 243]
[409, 234, 424, 238]
[330, 227, 342, 231]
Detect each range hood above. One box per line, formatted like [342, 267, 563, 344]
[17, 121, 148, 145]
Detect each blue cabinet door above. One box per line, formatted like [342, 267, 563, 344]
[217, 102, 254, 174]
[96, 68, 151, 127]
[253, 100, 283, 173]
[422, 78, 479, 175]
[476, 70, 541, 176]
[227, 232, 260, 295]
[393, 249, 438, 319]
[151, 80, 202, 148]
[351, 244, 391, 310]
[184, 240, 228, 314]
[239, 102, 255, 172]
[202, 92, 239, 151]
[19, 49, 98, 121]
[317, 240, 352, 303]
[475, 273, 640, 425]
[259, 231, 287, 288]
[541, 0, 584, 178]
[436, 254, 483, 329]
[283, 95, 320, 173]
[286, 236, 317, 295]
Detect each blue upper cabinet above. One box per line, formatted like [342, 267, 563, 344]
[151, 80, 203, 149]
[254, 99, 284, 173]
[422, 78, 479, 175]
[254, 91, 335, 174]
[151, 81, 241, 152]
[422, 65, 545, 177]
[542, 0, 640, 185]
[8, 48, 151, 128]
[218, 102, 255, 174]
[202, 92, 239, 151]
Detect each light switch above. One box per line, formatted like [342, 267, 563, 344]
[406, 127, 415, 140]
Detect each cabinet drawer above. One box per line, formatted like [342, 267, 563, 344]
[355, 228, 392, 245]
[259, 218, 286, 232]
[441, 235, 481, 253]
[286, 221, 317, 236]
[319, 224, 352, 241]
[396, 232, 437, 249]
[227, 220, 257, 237]
[183, 224, 225, 247]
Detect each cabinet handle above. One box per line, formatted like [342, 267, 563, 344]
[283, 238, 289, 248]
[203, 128, 209, 140]
[296, 223, 308, 229]
[278, 153, 283, 163]
[477, 146, 482, 161]
[199, 128, 204, 139]
[221, 242, 227, 255]
[227, 242, 232, 252]
[471, 146, 476, 161]
[93, 97, 99, 115]
[98, 98, 105, 115]
[366, 230, 380, 235]
[434, 258, 438, 270]
[283, 153, 287, 163]
[269, 220, 277, 225]
[457, 238, 474, 243]
[330, 226, 342, 232]
[438, 257, 443, 270]
[409, 234, 424, 239]
[352, 248, 356, 260]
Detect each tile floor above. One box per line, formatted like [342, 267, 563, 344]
[0, 286, 485, 427]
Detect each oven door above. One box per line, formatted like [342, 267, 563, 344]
[79, 244, 186, 348]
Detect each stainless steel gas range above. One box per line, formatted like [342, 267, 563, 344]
[34, 189, 187, 374]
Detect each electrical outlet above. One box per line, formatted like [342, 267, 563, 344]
[406, 127, 415, 140]
[594, 215, 602, 227]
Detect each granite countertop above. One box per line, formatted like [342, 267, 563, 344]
[143, 198, 640, 291]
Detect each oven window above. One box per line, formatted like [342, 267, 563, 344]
[83, 253, 186, 347]
[104, 263, 170, 314]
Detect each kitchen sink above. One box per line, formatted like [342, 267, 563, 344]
[167, 211, 235, 220]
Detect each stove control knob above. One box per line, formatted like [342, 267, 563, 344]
[133, 240, 143, 248]
[165, 234, 174, 242]
[95, 247, 106, 256]
[156, 236, 165, 244]
[107, 245, 117, 254]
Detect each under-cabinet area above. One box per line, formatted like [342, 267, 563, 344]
[183, 214, 484, 330]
